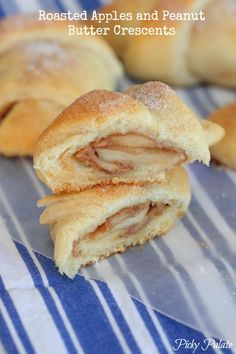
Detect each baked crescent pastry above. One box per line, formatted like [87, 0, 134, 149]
[208, 102, 236, 169]
[34, 81, 210, 193]
[38, 167, 191, 278]
[97, 0, 236, 86]
[0, 15, 122, 156]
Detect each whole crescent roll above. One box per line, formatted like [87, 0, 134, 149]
[34, 81, 211, 193]
[38, 167, 191, 278]
[0, 15, 122, 156]
[97, 0, 236, 86]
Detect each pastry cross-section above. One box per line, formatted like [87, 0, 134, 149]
[34, 81, 210, 192]
[38, 167, 191, 278]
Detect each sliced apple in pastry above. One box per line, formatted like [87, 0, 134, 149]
[38, 167, 191, 278]
[34, 81, 210, 193]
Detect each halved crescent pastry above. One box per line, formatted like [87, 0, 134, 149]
[38, 167, 191, 278]
[34, 81, 210, 192]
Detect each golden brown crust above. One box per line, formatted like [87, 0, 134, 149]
[35, 89, 141, 153]
[126, 83, 224, 149]
[34, 81, 208, 154]
[208, 102, 236, 169]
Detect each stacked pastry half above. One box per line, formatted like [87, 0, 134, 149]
[34, 81, 224, 278]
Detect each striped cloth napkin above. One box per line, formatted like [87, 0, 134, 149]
[0, 0, 236, 353]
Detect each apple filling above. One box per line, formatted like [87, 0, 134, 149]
[72, 202, 166, 256]
[75, 133, 185, 173]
